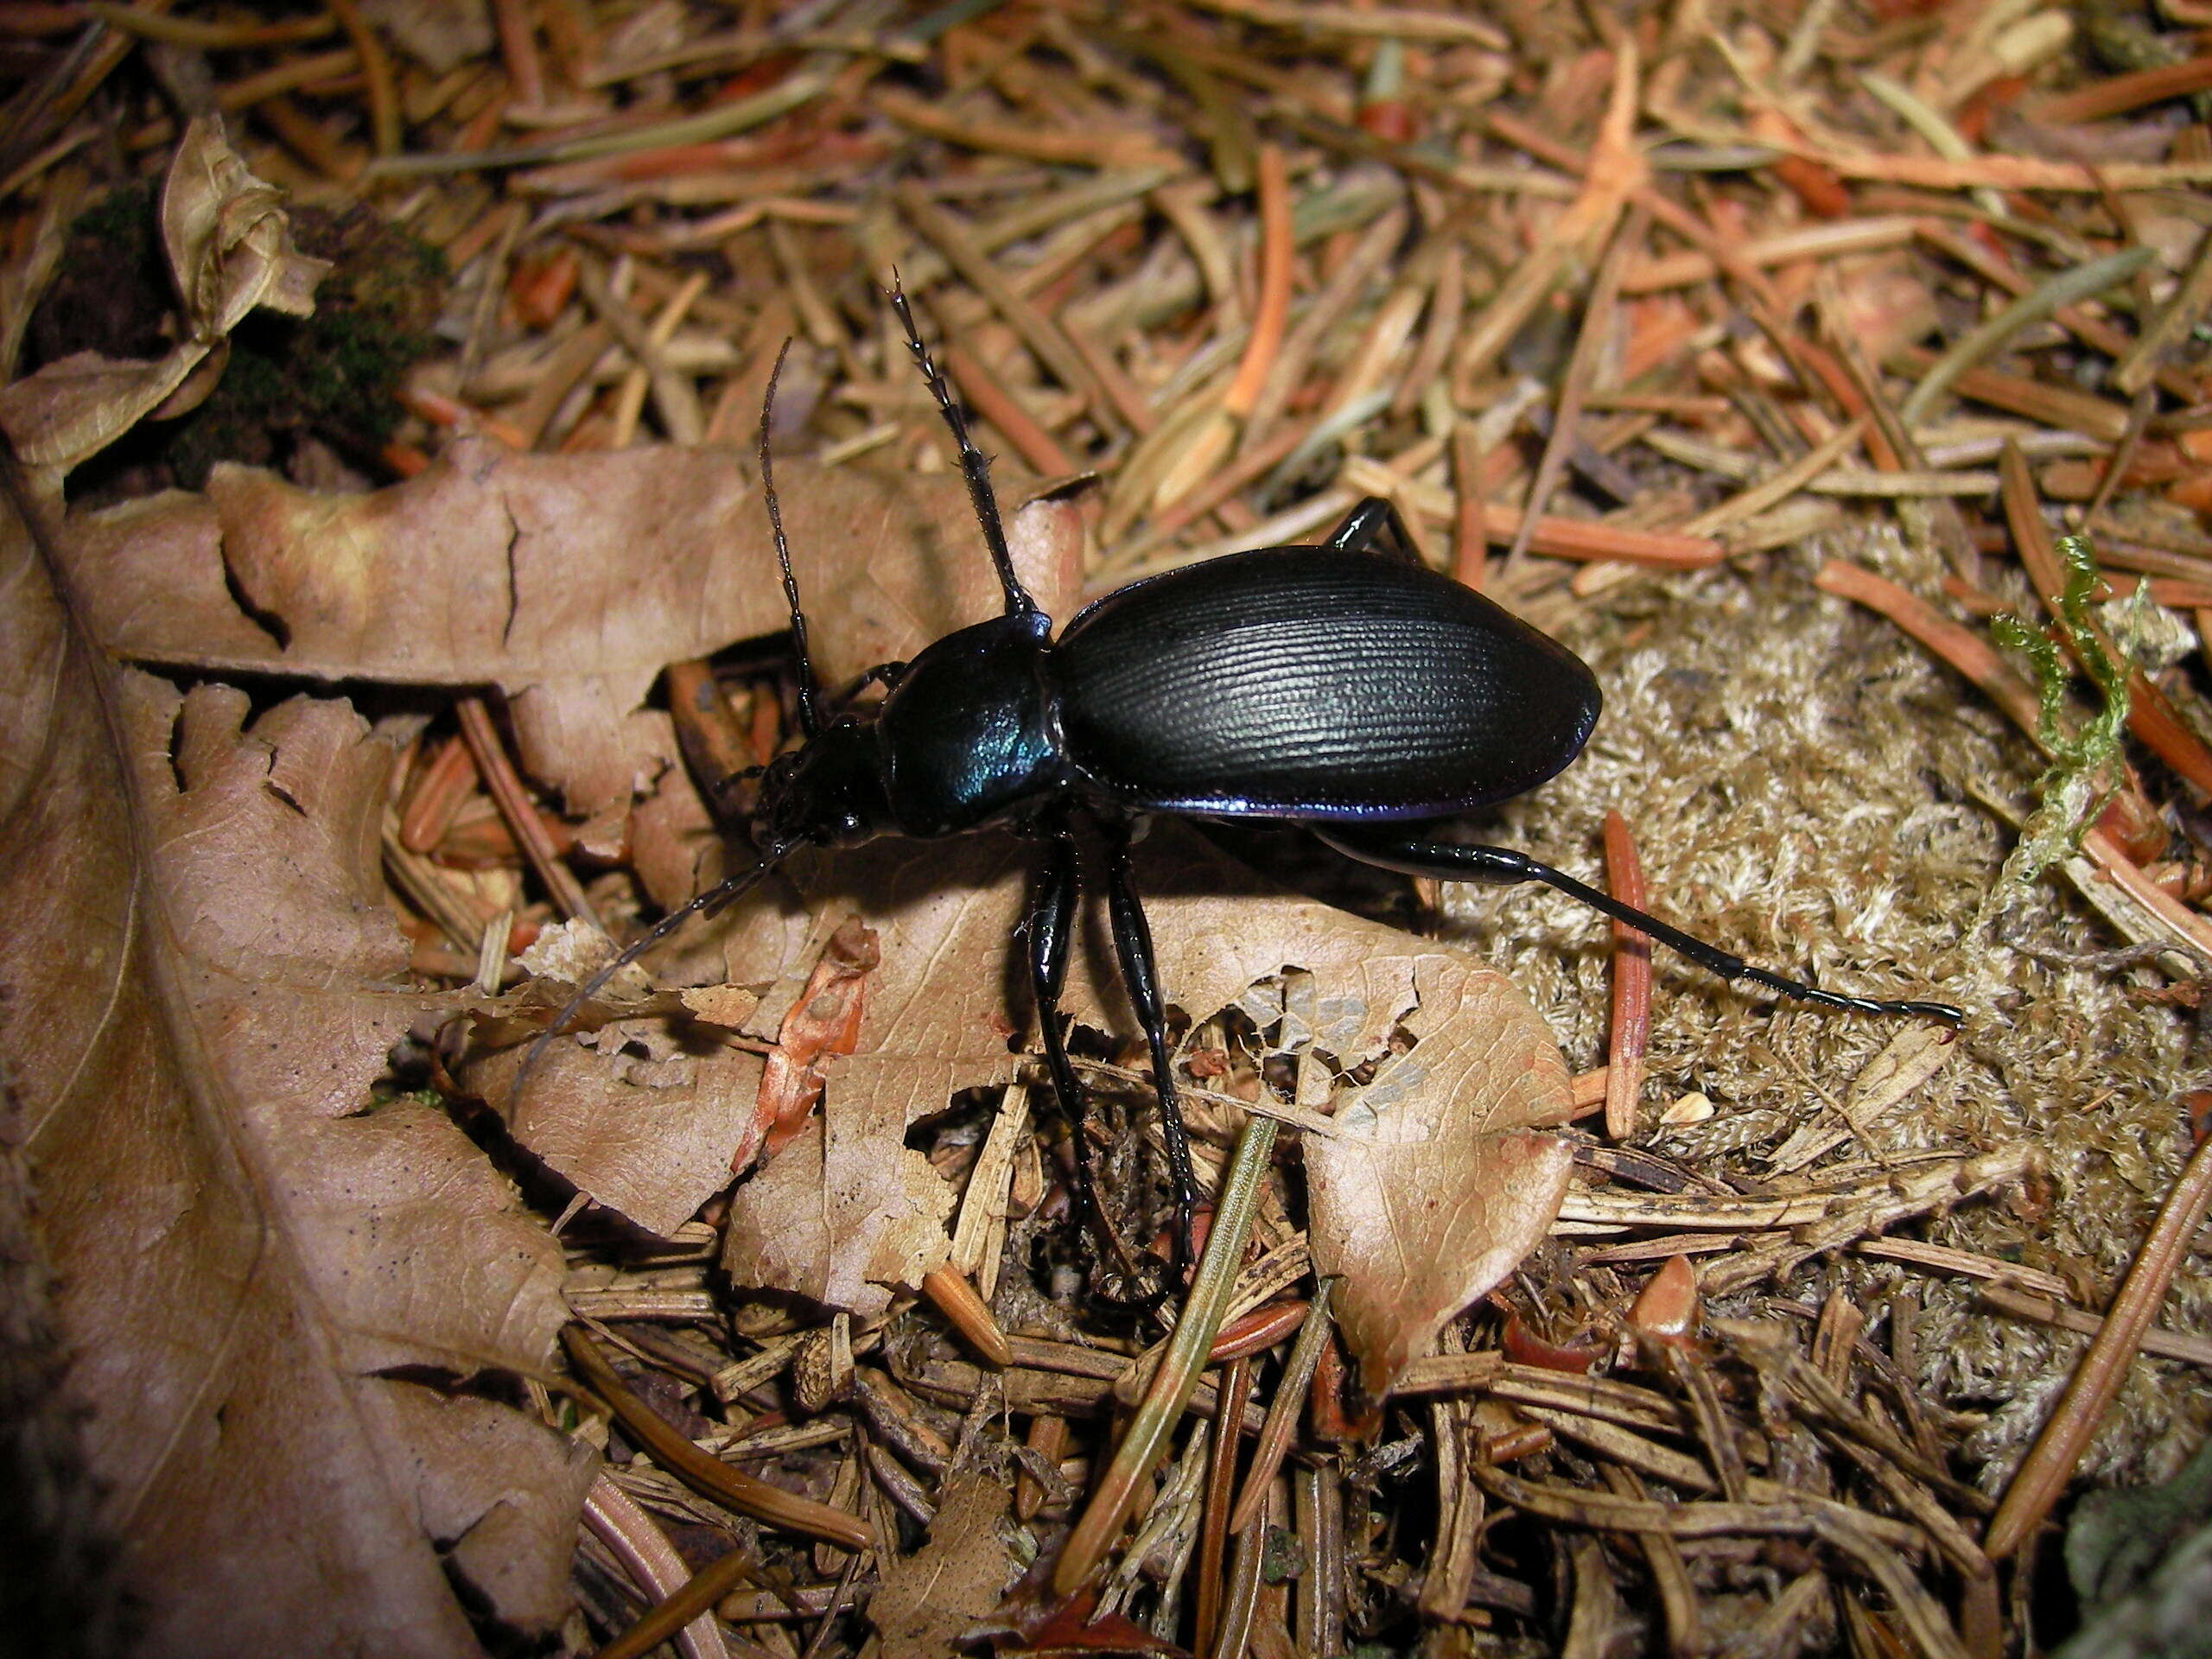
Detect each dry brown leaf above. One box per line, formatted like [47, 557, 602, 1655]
[869, 1468, 1021, 1658]
[454, 922, 768, 1238]
[470, 1024, 766, 1239]
[453, 906, 812, 1245]
[0, 118, 327, 472]
[0, 499, 581, 1653]
[693, 823, 1571, 1328]
[720, 1116, 956, 1319]
[1305, 981, 1577, 1400]
[53, 440, 1083, 813]
[629, 747, 724, 912]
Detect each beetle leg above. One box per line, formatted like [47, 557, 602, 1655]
[1316, 826, 1962, 1024]
[1323, 495, 1424, 567]
[842, 661, 908, 700]
[1027, 825, 1153, 1285]
[1101, 818, 1202, 1268]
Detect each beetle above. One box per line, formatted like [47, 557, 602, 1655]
[533, 287, 1959, 1281]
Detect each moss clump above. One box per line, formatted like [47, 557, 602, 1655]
[29, 186, 447, 496]
[25, 180, 170, 367]
[165, 204, 448, 485]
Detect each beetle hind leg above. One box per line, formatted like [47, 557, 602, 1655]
[1102, 819, 1203, 1270]
[1317, 825, 1962, 1024]
[1026, 825, 1166, 1302]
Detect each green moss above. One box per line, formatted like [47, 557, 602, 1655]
[34, 185, 448, 493]
[166, 206, 447, 485]
[26, 180, 169, 368]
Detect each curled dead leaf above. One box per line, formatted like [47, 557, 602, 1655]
[161, 115, 327, 339]
[1301, 958, 1576, 1401]
[0, 118, 328, 474]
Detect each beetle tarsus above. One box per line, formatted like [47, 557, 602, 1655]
[1735, 966, 1964, 1024]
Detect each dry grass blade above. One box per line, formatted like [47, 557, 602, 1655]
[1054, 1116, 1278, 1595]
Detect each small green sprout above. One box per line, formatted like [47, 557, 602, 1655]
[1986, 532, 2131, 901]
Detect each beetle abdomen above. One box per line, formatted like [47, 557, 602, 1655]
[1052, 548, 1600, 819]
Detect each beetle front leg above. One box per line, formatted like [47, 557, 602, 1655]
[1101, 819, 1202, 1269]
[1027, 827, 1153, 1287]
[1317, 826, 1961, 1023]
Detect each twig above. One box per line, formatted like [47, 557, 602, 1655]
[1985, 1127, 2212, 1560]
[944, 345, 1077, 475]
[2115, 224, 2212, 397]
[1476, 1470, 1969, 1659]
[1602, 809, 1649, 1142]
[324, 0, 397, 156]
[1509, 205, 1645, 564]
[1980, 1280, 2212, 1370]
[1194, 1356, 1253, 1656]
[1225, 1277, 1337, 1535]
[897, 185, 1104, 415]
[1678, 419, 1865, 539]
[563, 1326, 875, 1550]
[454, 695, 599, 927]
[2032, 54, 2212, 124]
[580, 1477, 734, 1659]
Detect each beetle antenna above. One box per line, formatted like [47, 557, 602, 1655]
[512, 851, 791, 1103]
[887, 279, 1037, 620]
[760, 340, 823, 738]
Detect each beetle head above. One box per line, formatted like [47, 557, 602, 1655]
[753, 720, 892, 852]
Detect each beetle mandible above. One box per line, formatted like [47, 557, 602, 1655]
[537, 286, 1960, 1278]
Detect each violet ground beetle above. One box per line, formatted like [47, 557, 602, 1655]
[531, 286, 1961, 1286]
